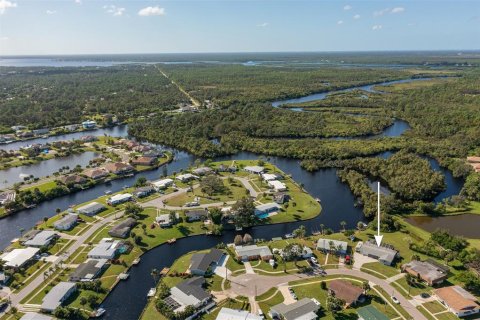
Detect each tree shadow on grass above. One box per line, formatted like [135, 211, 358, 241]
[177, 225, 192, 236]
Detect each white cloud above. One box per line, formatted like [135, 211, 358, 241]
[104, 5, 125, 17]
[373, 8, 390, 17]
[372, 25, 383, 31]
[74, 0, 81, 4]
[256, 22, 269, 27]
[0, 0, 17, 15]
[46, 10, 56, 15]
[391, 7, 405, 14]
[353, 14, 360, 20]
[337, 20, 344, 25]
[343, 5, 352, 11]
[138, 6, 165, 16]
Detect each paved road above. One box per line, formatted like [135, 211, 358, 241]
[326, 268, 427, 320]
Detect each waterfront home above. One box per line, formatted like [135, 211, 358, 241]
[132, 156, 156, 166]
[166, 277, 214, 313]
[76, 202, 106, 217]
[273, 192, 290, 204]
[244, 166, 264, 175]
[41, 281, 77, 313]
[0, 191, 16, 205]
[108, 218, 136, 238]
[107, 193, 132, 206]
[435, 285, 480, 317]
[176, 173, 197, 182]
[0, 271, 11, 285]
[254, 202, 281, 217]
[69, 259, 108, 282]
[189, 249, 225, 276]
[216, 307, 263, 320]
[87, 238, 121, 260]
[59, 175, 87, 186]
[80, 135, 97, 142]
[20, 313, 53, 320]
[24, 230, 58, 248]
[185, 209, 208, 222]
[0, 247, 40, 269]
[261, 173, 281, 181]
[357, 305, 390, 320]
[267, 180, 287, 192]
[83, 167, 109, 180]
[134, 186, 155, 198]
[355, 240, 398, 266]
[329, 280, 364, 307]
[156, 212, 179, 228]
[104, 162, 134, 175]
[152, 178, 173, 190]
[401, 259, 449, 286]
[32, 128, 50, 136]
[143, 150, 164, 158]
[270, 298, 320, 320]
[317, 239, 348, 255]
[235, 245, 273, 262]
[82, 120, 97, 129]
[54, 214, 78, 231]
[192, 167, 213, 176]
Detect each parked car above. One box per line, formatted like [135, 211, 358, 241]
[269, 259, 276, 267]
[391, 296, 400, 304]
[420, 293, 430, 299]
[310, 257, 318, 264]
[284, 233, 294, 239]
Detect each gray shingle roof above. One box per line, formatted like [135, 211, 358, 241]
[190, 249, 224, 273]
[41, 282, 76, 311]
[271, 298, 319, 320]
[175, 277, 210, 301]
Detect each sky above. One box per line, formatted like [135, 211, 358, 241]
[0, 0, 479, 55]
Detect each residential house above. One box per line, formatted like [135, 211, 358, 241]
[108, 218, 136, 238]
[467, 156, 480, 173]
[152, 178, 173, 190]
[270, 298, 320, 320]
[107, 193, 132, 206]
[80, 135, 97, 142]
[165, 277, 214, 313]
[32, 128, 50, 136]
[235, 245, 273, 262]
[185, 209, 208, 222]
[82, 120, 97, 129]
[267, 180, 287, 192]
[189, 249, 225, 276]
[41, 282, 77, 313]
[54, 214, 78, 231]
[20, 313, 53, 320]
[273, 192, 290, 204]
[143, 150, 164, 158]
[255, 203, 281, 216]
[132, 157, 156, 166]
[192, 167, 213, 176]
[156, 212, 179, 228]
[176, 173, 197, 182]
[244, 166, 265, 175]
[0, 247, 40, 269]
[59, 175, 87, 186]
[329, 279, 364, 307]
[24, 231, 58, 248]
[355, 240, 398, 266]
[69, 259, 108, 282]
[134, 186, 155, 198]
[317, 239, 348, 255]
[261, 173, 281, 181]
[401, 259, 449, 286]
[76, 202, 106, 217]
[87, 238, 121, 260]
[0, 271, 11, 285]
[357, 305, 390, 320]
[435, 285, 480, 317]
[215, 308, 263, 320]
[83, 168, 109, 180]
[104, 162, 134, 175]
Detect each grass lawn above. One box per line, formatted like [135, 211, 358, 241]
[21, 180, 58, 193]
[392, 276, 431, 298]
[361, 262, 399, 279]
[436, 312, 465, 320]
[255, 287, 280, 301]
[257, 290, 284, 319]
[423, 300, 447, 313]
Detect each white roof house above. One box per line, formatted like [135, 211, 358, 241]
[235, 245, 273, 261]
[87, 238, 121, 260]
[107, 193, 132, 205]
[20, 313, 53, 320]
[176, 173, 197, 182]
[262, 173, 281, 181]
[255, 203, 281, 215]
[0, 247, 40, 268]
[244, 166, 264, 174]
[355, 241, 398, 266]
[216, 307, 263, 320]
[268, 180, 287, 192]
[152, 178, 173, 190]
[41, 282, 77, 312]
[156, 212, 179, 227]
[317, 239, 348, 255]
[54, 214, 78, 231]
[24, 231, 58, 248]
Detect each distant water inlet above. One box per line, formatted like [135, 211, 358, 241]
[406, 214, 480, 239]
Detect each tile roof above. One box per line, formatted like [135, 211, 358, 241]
[329, 280, 363, 305]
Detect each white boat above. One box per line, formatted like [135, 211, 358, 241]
[132, 258, 141, 265]
[147, 288, 156, 297]
[92, 307, 106, 317]
[118, 272, 129, 280]
[105, 190, 112, 195]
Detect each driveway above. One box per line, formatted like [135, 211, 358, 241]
[213, 255, 232, 279]
[228, 273, 308, 297]
[278, 285, 297, 305]
[353, 252, 377, 269]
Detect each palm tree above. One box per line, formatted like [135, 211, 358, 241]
[150, 268, 159, 285]
[320, 224, 325, 235]
[43, 216, 48, 226]
[19, 228, 25, 237]
[340, 221, 347, 232]
[362, 281, 371, 295]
